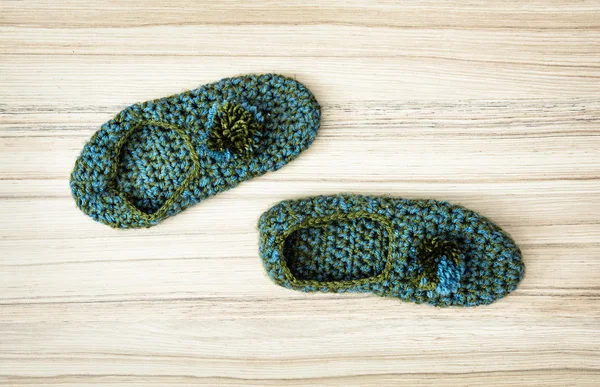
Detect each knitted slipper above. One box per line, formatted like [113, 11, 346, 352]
[70, 74, 320, 228]
[258, 194, 524, 307]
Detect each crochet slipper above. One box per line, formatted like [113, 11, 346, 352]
[70, 74, 320, 228]
[258, 194, 525, 307]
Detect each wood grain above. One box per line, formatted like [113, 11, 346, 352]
[0, 1, 599, 386]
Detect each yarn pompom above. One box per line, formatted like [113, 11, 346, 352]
[206, 102, 263, 157]
[416, 238, 464, 295]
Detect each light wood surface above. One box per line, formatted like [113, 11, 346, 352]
[1, 1, 599, 386]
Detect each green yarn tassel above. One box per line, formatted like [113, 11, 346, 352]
[415, 238, 461, 291]
[207, 102, 262, 157]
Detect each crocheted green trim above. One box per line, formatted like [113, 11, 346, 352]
[207, 102, 263, 157]
[109, 118, 201, 219]
[414, 238, 461, 291]
[275, 212, 398, 290]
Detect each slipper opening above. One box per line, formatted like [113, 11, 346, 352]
[283, 217, 390, 283]
[114, 123, 194, 215]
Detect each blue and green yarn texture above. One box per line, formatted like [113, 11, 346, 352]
[70, 74, 321, 228]
[258, 194, 525, 307]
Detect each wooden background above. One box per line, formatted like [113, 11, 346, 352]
[1, 1, 599, 386]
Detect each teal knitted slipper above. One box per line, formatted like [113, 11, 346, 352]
[70, 74, 320, 228]
[258, 194, 525, 307]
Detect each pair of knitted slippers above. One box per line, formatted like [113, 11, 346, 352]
[71, 74, 525, 307]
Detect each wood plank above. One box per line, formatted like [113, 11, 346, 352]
[0, 242, 598, 303]
[1, 56, 599, 104]
[2, 0, 599, 29]
[1, 372, 599, 387]
[2, 27, 600, 67]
